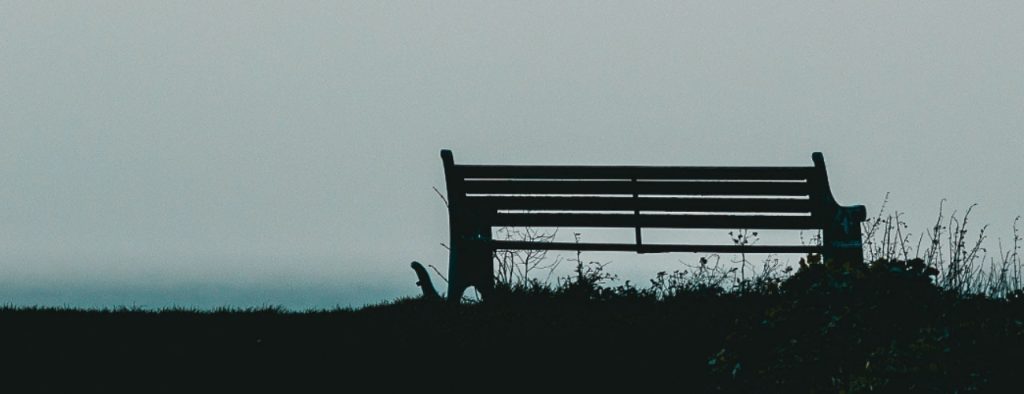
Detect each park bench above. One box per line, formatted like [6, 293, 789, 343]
[438, 149, 865, 302]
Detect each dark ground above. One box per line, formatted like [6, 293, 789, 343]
[4, 259, 1024, 392]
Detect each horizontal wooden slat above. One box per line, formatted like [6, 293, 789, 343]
[464, 180, 810, 196]
[491, 213, 819, 229]
[468, 196, 813, 213]
[488, 240, 822, 254]
[456, 165, 813, 181]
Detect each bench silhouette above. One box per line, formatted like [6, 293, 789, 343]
[440, 150, 865, 302]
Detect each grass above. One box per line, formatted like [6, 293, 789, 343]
[5, 262, 1024, 392]
[5, 199, 1023, 392]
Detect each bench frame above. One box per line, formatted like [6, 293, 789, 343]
[441, 150, 865, 302]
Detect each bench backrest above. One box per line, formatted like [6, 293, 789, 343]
[440, 150, 866, 301]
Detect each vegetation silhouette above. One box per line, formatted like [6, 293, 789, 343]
[6, 253, 1015, 388]
[8, 244, 1022, 391]
[4, 166, 1021, 392]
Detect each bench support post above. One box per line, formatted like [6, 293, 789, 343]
[812, 152, 866, 265]
[443, 150, 494, 302]
[823, 205, 866, 265]
[447, 228, 493, 302]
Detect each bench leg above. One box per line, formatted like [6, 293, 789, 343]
[823, 205, 866, 265]
[446, 243, 468, 302]
[446, 243, 494, 302]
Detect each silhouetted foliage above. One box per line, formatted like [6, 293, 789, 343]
[6, 195, 1021, 391]
[6, 257, 1024, 392]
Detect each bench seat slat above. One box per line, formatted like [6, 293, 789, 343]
[468, 196, 812, 213]
[492, 213, 819, 229]
[489, 240, 822, 254]
[464, 180, 810, 196]
[457, 165, 813, 180]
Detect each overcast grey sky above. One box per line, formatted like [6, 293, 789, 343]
[1, 1, 1021, 308]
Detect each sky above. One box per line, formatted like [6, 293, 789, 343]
[1, 1, 1021, 309]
